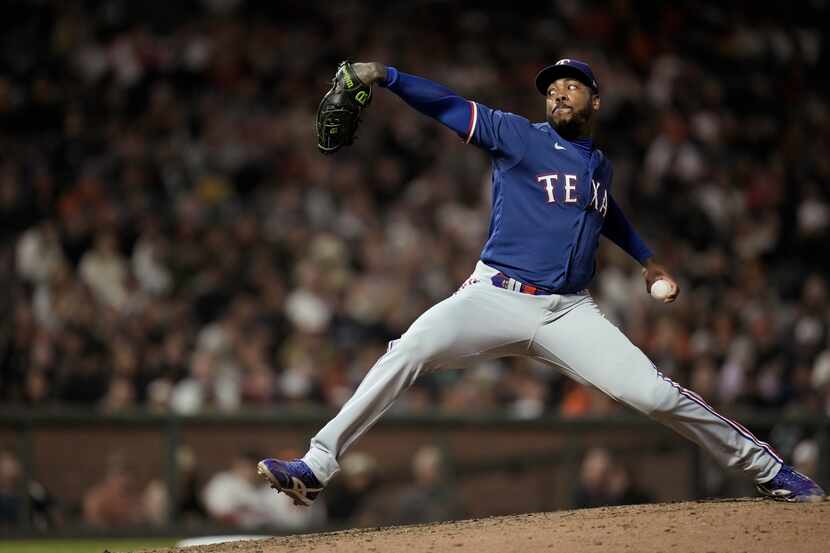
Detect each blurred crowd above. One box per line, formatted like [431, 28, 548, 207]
[0, 444, 462, 532]
[2, 0, 830, 468]
[4, 438, 819, 531]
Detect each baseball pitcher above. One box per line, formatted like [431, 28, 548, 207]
[259, 60, 825, 506]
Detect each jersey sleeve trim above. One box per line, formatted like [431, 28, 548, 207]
[465, 101, 478, 144]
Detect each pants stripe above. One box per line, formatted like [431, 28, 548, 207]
[656, 369, 783, 464]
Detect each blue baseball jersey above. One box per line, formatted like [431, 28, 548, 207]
[380, 67, 653, 293]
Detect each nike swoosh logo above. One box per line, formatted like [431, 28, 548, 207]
[554, 142, 566, 150]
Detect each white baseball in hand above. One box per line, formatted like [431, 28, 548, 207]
[650, 279, 673, 301]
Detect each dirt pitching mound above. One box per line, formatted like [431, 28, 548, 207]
[142, 499, 828, 553]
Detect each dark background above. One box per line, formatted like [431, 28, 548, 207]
[0, 0, 828, 536]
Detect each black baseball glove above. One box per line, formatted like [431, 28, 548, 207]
[316, 61, 373, 154]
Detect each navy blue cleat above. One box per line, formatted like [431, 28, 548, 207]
[257, 458, 324, 507]
[756, 465, 826, 503]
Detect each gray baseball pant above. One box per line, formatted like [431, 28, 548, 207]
[302, 261, 782, 485]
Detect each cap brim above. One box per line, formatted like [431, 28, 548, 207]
[535, 65, 597, 96]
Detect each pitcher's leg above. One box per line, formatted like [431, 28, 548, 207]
[531, 297, 782, 482]
[304, 282, 537, 483]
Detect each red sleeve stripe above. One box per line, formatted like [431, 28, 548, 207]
[465, 101, 478, 144]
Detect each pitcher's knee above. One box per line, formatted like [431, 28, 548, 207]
[611, 365, 680, 416]
[616, 389, 660, 415]
[620, 380, 682, 416]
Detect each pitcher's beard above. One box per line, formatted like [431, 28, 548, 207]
[552, 118, 584, 140]
[549, 104, 594, 140]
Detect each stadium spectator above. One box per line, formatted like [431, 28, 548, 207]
[323, 451, 380, 525]
[570, 447, 653, 508]
[0, 450, 22, 528]
[203, 449, 325, 530]
[202, 451, 267, 528]
[393, 445, 464, 525]
[0, 449, 62, 530]
[572, 447, 615, 509]
[175, 445, 208, 523]
[82, 452, 145, 527]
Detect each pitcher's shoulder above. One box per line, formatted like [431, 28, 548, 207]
[531, 121, 553, 134]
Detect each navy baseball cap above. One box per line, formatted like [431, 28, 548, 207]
[535, 59, 599, 95]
